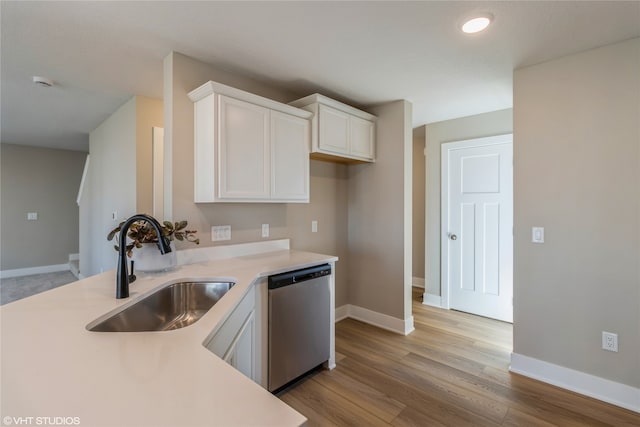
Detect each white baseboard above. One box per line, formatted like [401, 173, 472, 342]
[335, 305, 349, 322]
[510, 353, 640, 413]
[335, 304, 414, 335]
[422, 292, 443, 308]
[0, 263, 70, 279]
[412, 277, 425, 288]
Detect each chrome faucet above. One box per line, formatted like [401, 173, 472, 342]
[116, 214, 172, 299]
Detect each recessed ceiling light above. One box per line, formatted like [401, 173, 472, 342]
[461, 14, 493, 34]
[33, 76, 54, 88]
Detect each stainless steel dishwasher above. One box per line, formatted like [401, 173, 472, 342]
[268, 263, 331, 392]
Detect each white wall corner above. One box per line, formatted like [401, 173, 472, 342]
[422, 292, 443, 308]
[404, 315, 415, 335]
[412, 277, 425, 288]
[510, 353, 640, 413]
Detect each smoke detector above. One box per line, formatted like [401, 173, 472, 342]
[33, 76, 54, 88]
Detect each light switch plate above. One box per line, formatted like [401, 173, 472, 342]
[261, 224, 269, 238]
[532, 227, 544, 243]
[311, 220, 318, 233]
[27, 212, 38, 221]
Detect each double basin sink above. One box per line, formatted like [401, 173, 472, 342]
[87, 281, 235, 332]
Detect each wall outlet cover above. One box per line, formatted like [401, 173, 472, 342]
[211, 225, 231, 241]
[602, 331, 618, 352]
[531, 227, 544, 243]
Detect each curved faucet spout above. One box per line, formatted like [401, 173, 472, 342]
[116, 214, 172, 299]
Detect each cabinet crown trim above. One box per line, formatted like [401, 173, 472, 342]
[189, 81, 312, 119]
[289, 93, 377, 121]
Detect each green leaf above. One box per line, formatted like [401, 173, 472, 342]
[176, 220, 187, 231]
[163, 221, 174, 231]
[175, 232, 184, 241]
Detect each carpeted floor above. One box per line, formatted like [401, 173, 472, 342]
[0, 271, 78, 305]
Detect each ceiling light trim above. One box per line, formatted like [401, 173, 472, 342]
[461, 13, 494, 34]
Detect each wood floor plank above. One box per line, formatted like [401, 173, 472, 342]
[285, 378, 390, 427]
[337, 356, 501, 427]
[278, 288, 640, 426]
[310, 367, 406, 423]
[279, 391, 340, 427]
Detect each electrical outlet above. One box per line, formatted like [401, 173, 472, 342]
[602, 331, 618, 352]
[211, 225, 231, 241]
[261, 223, 269, 238]
[532, 227, 544, 243]
[27, 212, 38, 221]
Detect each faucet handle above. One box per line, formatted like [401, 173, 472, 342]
[128, 260, 137, 283]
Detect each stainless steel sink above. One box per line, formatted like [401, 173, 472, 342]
[87, 281, 235, 332]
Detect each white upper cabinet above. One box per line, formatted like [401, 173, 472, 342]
[290, 94, 376, 163]
[218, 95, 270, 200]
[189, 81, 312, 203]
[271, 111, 310, 201]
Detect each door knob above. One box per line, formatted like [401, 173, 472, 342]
[450, 234, 457, 240]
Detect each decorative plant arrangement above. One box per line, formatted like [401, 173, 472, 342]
[107, 219, 200, 258]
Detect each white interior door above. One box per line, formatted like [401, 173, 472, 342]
[442, 134, 513, 322]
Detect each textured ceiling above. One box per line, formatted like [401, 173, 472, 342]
[2, 1, 639, 152]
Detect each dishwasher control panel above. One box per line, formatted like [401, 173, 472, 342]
[268, 264, 331, 289]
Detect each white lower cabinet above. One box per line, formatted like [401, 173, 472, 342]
[221, 310, 255, 380]
[206, 286, 260, 384]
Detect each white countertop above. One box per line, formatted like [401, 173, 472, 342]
[0, 245, 337, 426]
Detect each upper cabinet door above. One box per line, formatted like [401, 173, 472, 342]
[289, 94, 376, 163]
[349, 115, 375, 161]
[318, 104, 350, 155]
[190, 80, 312, 203]
[218, 95, 270, 200]
[271, 111, 310, 202]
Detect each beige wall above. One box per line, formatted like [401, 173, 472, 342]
[424, 109, 513, 296]
[135, 96, 164, 214]
[412, 126, 425, 281]
[1, 144, 86, 270]
[163, 52, 351, 307]
[513, 38, 639, 388]
[347, 100, 413, 321]
[80, 96, 163, 277]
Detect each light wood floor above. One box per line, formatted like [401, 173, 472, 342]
[279, 288, 640, 426]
